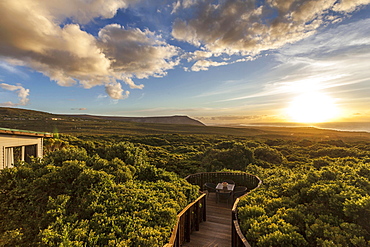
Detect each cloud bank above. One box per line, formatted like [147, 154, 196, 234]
[0, 0, 177, 100]
[172, 0, 370, 70]
[217, 17, 370, 121]
[0, 83, 30, 106]
[0, 0, 369, 102]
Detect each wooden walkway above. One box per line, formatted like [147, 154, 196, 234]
[182, 192, 232, 247]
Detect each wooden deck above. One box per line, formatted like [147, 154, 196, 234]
[182, 192, 232, 247]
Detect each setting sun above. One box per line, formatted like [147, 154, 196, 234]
[286, 92, 339, 123]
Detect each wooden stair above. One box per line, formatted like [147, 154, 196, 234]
[182, 192, 232, 247]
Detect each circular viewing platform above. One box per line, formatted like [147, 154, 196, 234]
[165, 172, 262, 247]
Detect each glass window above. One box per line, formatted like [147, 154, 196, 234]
[5, 147, 14, 168]
[13, 146, 23, 164]
[4, 144, 38, 168]
[25, 145, 37, 163]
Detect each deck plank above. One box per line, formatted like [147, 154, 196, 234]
[182, 192, 232, 247]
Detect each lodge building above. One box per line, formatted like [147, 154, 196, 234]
[0, 128, 52, 169]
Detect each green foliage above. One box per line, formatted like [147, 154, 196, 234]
[2, 131, 370, 246]
[238, 156, 370, 246]
[254, 146, 284, 164]
[310, 147, 362, 158]
[202, 141, 254, 171]
[0, 136, 199, 246]
[343, 195, 370, 232]
[98, 134, 369, 246]
[43, 146, 89, 166]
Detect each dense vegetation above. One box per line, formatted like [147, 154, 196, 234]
[239, 142, 370, 246]
[66, 134, 370, 246]
[1, 129, 370, 246]
[0, 137, 199, 246]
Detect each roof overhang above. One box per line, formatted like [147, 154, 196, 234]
[0, 128, 53, 138]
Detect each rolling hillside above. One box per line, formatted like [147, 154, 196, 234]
[1, 107, 370, 142]
[65, 114, 205, 126]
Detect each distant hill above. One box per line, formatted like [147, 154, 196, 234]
[0, 107, 205, 126]
[1, 107, 370, 142]
[64, 114, 205, 126]
[0, 107, 55, 119]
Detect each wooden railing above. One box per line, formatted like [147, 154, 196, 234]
[232, 197, 252, 247]
[185, 172, 261, 192]
[231, 177, 262, 247]
[185, 172, 262, 247]
[164, 193, 207, 247]
[165, 172, 262, 247]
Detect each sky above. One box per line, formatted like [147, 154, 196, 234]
[0, 0, 370, 125]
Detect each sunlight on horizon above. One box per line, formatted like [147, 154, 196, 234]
[286, 92, 340, 123]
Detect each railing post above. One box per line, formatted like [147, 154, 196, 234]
[195, 200, 200, 231]
[175, 226, 180, 247]
[232, 200, 238, 247]
[232, 220, 236, 247]
[185, 209, 191, 242]
[179, 172, 261, 247]
[202, 194, 207, 222]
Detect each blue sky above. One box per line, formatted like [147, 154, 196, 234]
[0, 0, 370, 125]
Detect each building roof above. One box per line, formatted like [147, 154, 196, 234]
[0, 128, 53, 137]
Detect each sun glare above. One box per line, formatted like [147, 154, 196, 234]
[286, 92, 339, 123]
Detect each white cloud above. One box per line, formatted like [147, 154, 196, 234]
[97, 94, 108, 100]
[172, 0, 370, 59]
[0, 0, 177, 100]
[226, 18, 370, 111]
[171, 0, 198, 14]
[275, 18, 370, 90]
[105, 82, 129, 99]
[1, 0, 369, 103]
[185, 50, 214, 62]
[40, 0, 139, 24]
[71, 108, 87, 110]
[171, 1, 182, 14]
[190, 60, 228, 71]
[333, 0, 370, 12]
[0, 83, 30, 106]
[0, 61, 29, 79]
[122, 77, 144, 89]
[98, 24, 179, 80]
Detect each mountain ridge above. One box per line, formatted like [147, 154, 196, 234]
[63, 114, 205, 126]
[0, 107, 205, 126]
[2, 108, 370, 142]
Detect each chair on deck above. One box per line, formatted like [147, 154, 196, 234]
[223, 179, 235, 184]
[203, 183, 217, 198]
[217, 190, 233, 205]
[232, 186, 248, 201]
